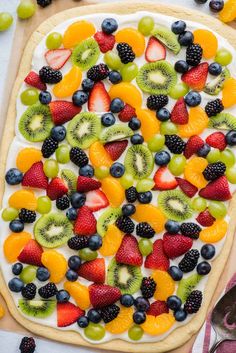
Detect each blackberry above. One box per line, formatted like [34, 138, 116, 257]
[70, 147, 88, 167]
[203, 161, 226, 181]
[38, 282, 57, 299]
[140, 277, 156, 299]
[205, 98, 224, 117]
[56, 195, 70, 210]
[180, 223, 202, 239]
[39, 66, 62, 84]
[101, 304, 120, 323]
[117, 42, 135, 64]
[21, 283, 36, 300]
[19, 337, 36, 353]
[41, 137, 58, 158]
[37, 0, 52, 7]
[186, 44, 203, 66]
[184, 290, 203, 314]
[115, 216, 135, 233]
[147, 95, 168, 110]
[68, 236, 89, 250]
[87, 63, 109, 81]
[165, 135, 186, 154]
[136, 222, 155, 239]
[178, 249, 200, 273]
[19, 209, 36, 223]
[125, 186, 138, 203]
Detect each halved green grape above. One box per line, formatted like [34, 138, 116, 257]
[128, 325, 144, 341]
[46, 32, 62, 50]
[208, 201, 227, 219]
[94, 166, 110, 180]
[215, 49, 232, 66]
[84, 323, 105, 341]
[191, 197, 207, 212]
[79, 248, 98, 261]
[138, 16, 154, 36]
[55, 145, 70, 164]
[160, 121, 178, 135]
[20, 88, 39, 106]
[121, 62, 139, 82]
[17, 0, 36, 20]
[2, 207, 18, 221]
[136, 179, 155, 192]
[120, 173, 134, 189]
[226, 167, 236, 184]
[206, 149, 221, 163]
[220, 149, 235, 167]
[37, 196, 52, 214]
[138, 238, 153, 256]
[0, 12, 13, 31]
[104, 51, 122, 70]
[20, 265, 37, 284]
[43, 159, 59, 178]
[147, 134, 165, 152]
[169, 82, 189, 100]
[168, 155, 186, 176]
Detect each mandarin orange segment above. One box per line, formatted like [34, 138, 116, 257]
[105, 306, 133, 334]
[101, 176, 125, 207]
[89, 141, 113, 168]
[184, 157, 208, 189]
[115, 28, 145, 56]
[219, 0, 236, 22]
[132, 204, 166, 234]
[62, 20, 96, 48]
[141, 313, 175, 335]
[108, 83, 142, 108]
[152, 270, 175, 301]
[178, 107, 209, 138]
[8, 190, 37, 211]
[136, 108, 160, 141]
[193, 29, 218, 59]
[199, 219, 228, 243]
[4, 232, 31, 263]
[222, 78, 236, 108]
[16, 148, 42, 173]
[64, 281, 90, 310]
[41, 250, 67, 283]
[53, 66, 82, 98]
[99, 224, 123, 256]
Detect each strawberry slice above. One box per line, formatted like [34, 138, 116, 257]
[145, 37, 166, 62]
[77, 258, 105, 284]
[89, 284, 121, 308]
[175, 177, 198, 198]
[88, 82, 110, 112]
[118, 104, 136, 122]
[94, 31, 115, 53]
[184, 135, 204, 159]
[57, 302, 84, 327]
[144, 239, 169, 270]
[74, 206, 97, 236]
[24, 71, 47, 91]
[147, 301, 169, 317]
[22, 161, 48, 190]
[206, 132, 226, 151]
[18, 239, 43, 267]
[170, 98, 189, 125]
[199, 176, 231, 201]
[181, 62, 209, 91]
[104, 140, 128, 161]
[153, 167, 178, 191]
[47, 177, 68, 200]
[163, 233, 193, 259]
[85, 190, 109, 212]
[49, 101, 81, 125]
[77, 176, 101, 192]
[45, 49, 72, 70]
[196, 210, 215, 227]
[116, 234, 143, 266]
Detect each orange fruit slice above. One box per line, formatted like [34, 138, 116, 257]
[184, 157, 208, 189]
[109, 82, 142, 108]
[16, 148, 42, 173]
[178, 107, 209, 138]
[132, 204, 166, 234]
[115, 28, 145, 56]
[101, 176, 125, 207]
[99, 224, 123, 256]
[62, 20, 96, 48]
[193, 29, 218, 59]
[199, 219, 228, 243]
[152, 270, 175, 301]
[9, 190, 37, 211]
[64, 281, 90, 310]
[222, 78, 236, 108]
[141, 313, 175, 335]
[53, 66, 82, 98]
[219, 0, 236, 22]
[106, 306, 133, 334]
[4, 232, 31, 263]
[136, 108, 160, 141]
[41, 250, 67, 283]
[89, 141, 113, 168]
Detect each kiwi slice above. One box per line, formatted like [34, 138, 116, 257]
[100, 125, 133, 143]
[136, 61, 177, 95]
[151, 25, 181, 54]
[67, 112, 101, 149]
[158, 190, 192, 221]
[204, 68, 230, 95]
[60, 169, 77, 195]
[107, 258, 142, 295]
[97, 207, 122, 237]
[18, 299, 56, 318]
[177, 274, 202, 302]
[208, 112, 236, 130]
[124, 145, 154, 180]
[18, 103, 53, 142]
[34, 212, 73, 248]
[71, 38, 100, 71]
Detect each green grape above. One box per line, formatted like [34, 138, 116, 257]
[136, 179, 155, 192]
[206, 149, 221, 163]
[138, 238, 153, 256]
[17, 0, 36, 20]
[160, 121, 178, 135]
[20, 265, 37, 284]
[37, 196, 52, 214]
[121, 62, 138, 82]
[20, 88, 39, 106]
[208, 201, 227, 219]
[55, 145, 70, 164]
[94, 166, 110, 180]
[2, 207, 18, 221]
[147, 134, 165, 152]
[0, 12, 13, 31]
[46, 32, 62, 50]
[79, 248, 98, 261]
[138, 16, 154, 36]
[168, 155, 186, 176]
[215, 48, 232, 66]
[220, 149, 235, 167]
[169, 82, 189, 100]
[128, 325, 144, 341]
[120, 173, 134, 189]
[84, 323, 105, 341]
[104, 51, 122, 70]
[43, 159, 59, 178]
[226, 167, 236, 184]
[191, 197, 207, 212]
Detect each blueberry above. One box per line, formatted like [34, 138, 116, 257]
[56, 290, 70, 303]
[165, 220, 180, 234]
[128, 117, 141, 130]
[77, 316, 89, 328]
[167, 295, 182, 311]
[72, 90, 89, 106]
[171, 20, 186, 35]
[131, 134, 144, 145]
[201, 244, 216, 260]
[68, 255, 81, 270]
[209, 0, 224, 12]
[155, 151, 171, 166]
[109, 70, 122, 84]
[226, 130, 236, 146]
[66, 269, 78, 282]
[178, 31, 194, 46]
[82, 78, 94, 92]
[208, 62, 222, 76]
[133, 311, 146, 324]
[50, 125, 66, 142]
[137, 191, 152, 204]
[185, 91, 202, 107]
[8, 277, 24, 292]
[168, 266, 183, 281]
[174, 309, 187, 322]
[12, 262, 23, 275]
[135, 297, 150, 312]
[110, 162, 125, 178]
[101, 112, 116, 127]
[39, 90, 52, 104]
[122, 204, 136, 217]
[194, 0, 208, 3]
[156, 108, 171, 122]
[9, 219, 24, 233]
[197, 261, 212, 275]
[66, 207, 78, 221]
[101, 18, 118, 34]
[110, 98, 124, 113]
[197, 143, 211, 157]
[174, 60, 189, 74]
[70, 192, 86, 209]
[36, 267, 50, 281]
[79, 164, 94, 177]
[120, 294, 134, 307]
[5, 168, 23, 185]
[87, 309, 101, 323]
[88, 234, 102, 250]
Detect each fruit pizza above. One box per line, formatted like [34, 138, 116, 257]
[1, 2, 236, 352]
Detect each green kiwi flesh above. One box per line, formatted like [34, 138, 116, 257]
[107, 258, 142, 295]
[100, 125, 133, 143]
[204, 68, 230, 95]
[124, 145, 154, 180]
[60, 169, 77, 195]
[18, 299, 56, 318]
[158, 190, 192, 221]
[67, 112, 101, 149]
[18, 103, 53, 142]
[71, 38, 100, 71]
[208, 112, 236, 130]
[97, 207, 122, 237]
[151, 25, 181, 54]
[177, 274, 202, 302]
[136, 61, 177, 95]
[34, 212, 73, 248]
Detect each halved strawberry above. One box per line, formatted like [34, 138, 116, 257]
[47, 177, 68, 200]
[89, 284, 121, 308]
[118, 104, 136, 122]
[22, 161, 48, 189]
[206, 132, 226, 151]
[77, 258, 105, 284]
[18, 239, 43, 267]
[45, 49, 72, 70]
[57, 302, 84, 327]
[88, 82, 110, 112]
[163, 233, 193, 259]
[199, 176, 231, 201]
[94, 31, 115, 53]
[144, 239, 169, 270]
[85, 190, 109, 212]
[181, 62, 209, 91]
[170, 98, 189, 125]
[153, 167, 178, 191]
[147, 301, 169, 317]
[74, 206, 97, 236]
[77, 176, 101, 192]
[196, 210, 215, 227]
[184, 135, 204, 159]
[175, 177, 198, 198]
[49, 101, 81, 125]
[145, 37, 166, 62]
[24, 71, 47, 91]
[116, 234, 143, 266]
[104, 140, 128, 161]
